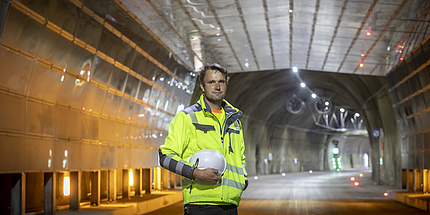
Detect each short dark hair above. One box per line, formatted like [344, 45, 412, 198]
[199, 63, 229, 86]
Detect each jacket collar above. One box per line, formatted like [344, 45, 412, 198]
[198, 94, 242, 117]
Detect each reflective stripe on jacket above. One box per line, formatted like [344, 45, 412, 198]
[159, 94, 248, 206]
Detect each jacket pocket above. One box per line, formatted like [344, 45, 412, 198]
[192, 123, 215, 132]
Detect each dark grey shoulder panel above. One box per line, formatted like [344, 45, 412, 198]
[182, 103, 202, 115]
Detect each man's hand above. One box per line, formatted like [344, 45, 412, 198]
[193, 168, 222, 183]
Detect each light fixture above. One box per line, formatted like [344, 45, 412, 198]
[333, 148, 339, 154]
[311, 93, 317, 98]
[355, 113, 360, 117]
[129, 170, 134, 186]
[292, 67, 298, 73]
[64, 176, 70, 196]
[340, 108, 345, 113]
[359, 62, 364, 68]
[289, 9, 293, 13]
[300, 82, 306, 88]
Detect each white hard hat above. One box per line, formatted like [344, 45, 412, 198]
[188, 149, 226, 176]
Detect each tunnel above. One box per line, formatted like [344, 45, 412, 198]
[0, 0, 429, 214]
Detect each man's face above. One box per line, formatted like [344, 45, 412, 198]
[200, 69, 227, 103]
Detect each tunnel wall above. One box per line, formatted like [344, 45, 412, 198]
[386, 35, 430, 173]
[0, 0, 195, 173]
[361, 87, 402, 186]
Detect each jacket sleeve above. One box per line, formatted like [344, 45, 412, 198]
[159, 111, 195, 180]
[239, 120, 248, 190]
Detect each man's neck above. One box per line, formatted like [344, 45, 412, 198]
[204, 97, 222, 110]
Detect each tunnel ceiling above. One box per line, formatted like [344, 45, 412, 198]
[121, 0, 429, 76]
[118, 0, 428, 133]
[224, 69, 387, 131]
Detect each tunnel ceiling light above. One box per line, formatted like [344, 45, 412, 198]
[359, 62, 364, 68]
[340, 108, 345, 113]
[289, 9, 293, 13]
[350, 177, 355, 181]
[355, 113, 360, 117]
[292, 67, 298, 73]
[384, 192, 388, 197]
[311, 93, 317, 98]
[300, 82, 306, 88]
[354, 182, 359, 187]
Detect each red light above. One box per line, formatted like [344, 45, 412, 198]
[359, 173, 363, 177]
[400, 58, 404, 61]
[384, 192, 388, 197]
[359, 62, 364, 68]
[354, 182, 359, 187]
[395, 50, 399, 53]
[350, 177, 355, 181]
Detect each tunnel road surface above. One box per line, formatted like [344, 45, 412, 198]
[146, 170, 427, 215]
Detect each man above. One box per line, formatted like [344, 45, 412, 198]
[159, 63, 248, 215]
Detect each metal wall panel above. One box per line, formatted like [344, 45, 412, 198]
[0, 93, 26, 131]
[1, 7, 43, 55]
[0, 49, 34, 93]
[387, 34, 430, 170]
[0, 0, 195, 173]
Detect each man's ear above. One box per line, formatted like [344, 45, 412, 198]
[200, 83, 205, 92]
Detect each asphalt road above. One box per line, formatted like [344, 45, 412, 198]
[146, 169, 428, 215]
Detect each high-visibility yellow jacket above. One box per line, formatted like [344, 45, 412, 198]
[159, 94, 248, 206]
